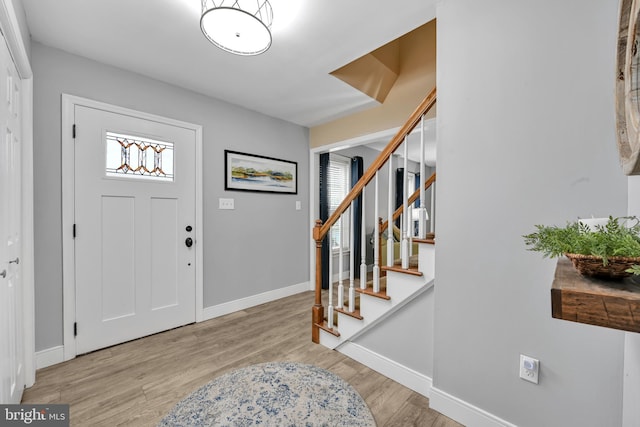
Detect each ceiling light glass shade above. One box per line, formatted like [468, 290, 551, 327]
[201, 0, 273, 56]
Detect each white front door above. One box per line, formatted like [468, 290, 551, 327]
[0, 30, 24, 403]
[73, 105, 196, 355]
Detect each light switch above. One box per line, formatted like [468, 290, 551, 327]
[219, 198, 234, 210]
[296, 201, 301, 210]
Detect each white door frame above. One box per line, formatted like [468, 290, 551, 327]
[61, 95, 204, 360]
[0, 0, 35, 388]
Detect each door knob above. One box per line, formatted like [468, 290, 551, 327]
[0, 270, 5, 278]
[185, 237, 193, 248]
[9, 257, 19, 264]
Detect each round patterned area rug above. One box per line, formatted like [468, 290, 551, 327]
[158, 361, 377, 427]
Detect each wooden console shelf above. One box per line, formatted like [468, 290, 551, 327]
[551, 258, 640, 333]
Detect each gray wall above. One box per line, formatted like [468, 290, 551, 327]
[435, 1, 626, 426]
[32, 42, 309, 351]
[355, 286, 434, 377]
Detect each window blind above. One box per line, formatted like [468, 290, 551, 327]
[328, 155, 350, 251]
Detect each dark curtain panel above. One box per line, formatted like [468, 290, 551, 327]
[319, 153, 330, 289]
[395, 168, 404, 228]
[351, 157, 364, 278]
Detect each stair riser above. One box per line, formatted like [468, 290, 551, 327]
[335, 312, 365, 337]
[386, 272, 428, 301]
[359, 294, 392, 320]
[319, 329, 342, 349]
[418, 243, 435, 281]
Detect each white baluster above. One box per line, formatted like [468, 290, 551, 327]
[387, 157, 394, 267]
[373, 173, 380, 293]
[327, 226, 334, 329]
[401, 136, 409, 269]
[430, 181, 435, 234]
[337, 213, 344, 308]
[360, 187, 367, 290]
[408, 204, 414, 256]
[418, 115, 427, 239]
[349, 203, 355, 313]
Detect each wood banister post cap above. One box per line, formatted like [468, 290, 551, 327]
[313, 219, 323, 242]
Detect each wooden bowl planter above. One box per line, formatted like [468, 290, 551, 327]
[564, 253, 640, 279]
[524, 217, 640, 281]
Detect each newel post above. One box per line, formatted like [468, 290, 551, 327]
[312, 219, 324, 344]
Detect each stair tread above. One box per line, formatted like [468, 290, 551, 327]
[381, 264, 423, 276]
[335, 306, 364, 320]
[315, 320, 340, 337]
[413, 237, 435, 245]
[356, 285, 391, 300]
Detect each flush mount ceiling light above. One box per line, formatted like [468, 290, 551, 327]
[200, 0, 273, 56]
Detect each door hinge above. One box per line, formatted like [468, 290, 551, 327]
[74, 322, 77, 337]
[72, 124, 76, 139]
[73, 224, 76, 239]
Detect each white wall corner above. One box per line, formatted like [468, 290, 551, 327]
[35, 346, 65, 370]
[625, 176, 640, 427]
[430, 387, 517, 427]
[337, 342, 431, 397]
[202, 281, 310, 321]
[623, 332, 640, 427]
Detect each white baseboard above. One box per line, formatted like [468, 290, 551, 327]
[35, 345, 64, 369]
[337, 342, 432, 397]
[430, 387, 517, 427]
[202, 281, 310, 321]
[34, 283, 309, 370]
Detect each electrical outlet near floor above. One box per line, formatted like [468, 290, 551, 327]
[519, 354, 539, 384]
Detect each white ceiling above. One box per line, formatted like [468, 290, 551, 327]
[21, 0, 437, 127]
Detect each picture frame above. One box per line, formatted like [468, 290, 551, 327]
[224, 150, 298, 194]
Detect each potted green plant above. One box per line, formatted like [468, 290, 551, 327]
[523, 216, 640, 279]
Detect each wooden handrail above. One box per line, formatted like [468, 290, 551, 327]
[315, 87, 437, 242]
[380, 173, 436, 234]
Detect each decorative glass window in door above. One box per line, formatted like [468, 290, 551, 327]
[105, 131, 174, 181]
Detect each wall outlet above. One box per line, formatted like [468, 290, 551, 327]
[219, 198, 234, 210]
[520, 354, 539, 384]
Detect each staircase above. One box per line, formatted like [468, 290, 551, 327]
[311, 88, 437, 355]
[318, 241, 435, 350]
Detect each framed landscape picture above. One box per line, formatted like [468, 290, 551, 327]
[224, 150, 297, 194]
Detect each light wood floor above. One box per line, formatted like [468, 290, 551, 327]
[22, 291, 462, 427]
